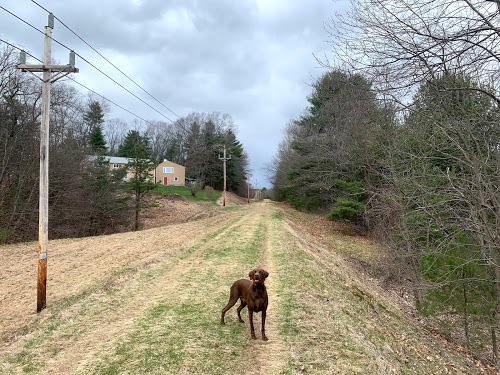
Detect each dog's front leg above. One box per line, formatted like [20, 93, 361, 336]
[261, 310, 268, 341]
[248, 309, 256, 339]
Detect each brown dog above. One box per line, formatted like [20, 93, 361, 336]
[220, 268, 269, 340]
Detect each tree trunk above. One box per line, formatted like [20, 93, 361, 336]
[134, 190, 140, 231]
[491, 309, 498, 369]
[462, 270, 471, 353]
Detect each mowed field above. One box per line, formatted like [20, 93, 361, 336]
[0, 200, 487, 374]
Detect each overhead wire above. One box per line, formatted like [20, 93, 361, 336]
[0, 5, 41, 35]
[0, 4, 177, 124]
[31, 0, 182, 120]
[66, 77, 156, 127]
[0, 37, 40, 61]
[72, 51, 176, 123]
[0, 37, 157, 127]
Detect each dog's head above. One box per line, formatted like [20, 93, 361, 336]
[248, 268, 269, 286]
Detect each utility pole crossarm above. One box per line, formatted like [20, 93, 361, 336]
[16, 64, 79, 72]
[17, 50, 78, 83]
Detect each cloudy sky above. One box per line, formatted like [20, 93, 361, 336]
[1, 0, 343, 187]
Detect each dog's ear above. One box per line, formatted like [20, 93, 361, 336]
[248, 269, 256, 279]
[262, 270, 269, 279]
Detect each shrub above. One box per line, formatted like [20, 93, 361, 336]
[326, 198, 365, 222]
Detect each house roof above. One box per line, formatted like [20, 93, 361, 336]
[88, 155, 131, 164]
[88, 156, 184, 167]
[104, 156, 130, 164]
[157, 159, 185, 168]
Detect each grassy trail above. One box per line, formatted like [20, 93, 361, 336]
[0, 201, 485, 374]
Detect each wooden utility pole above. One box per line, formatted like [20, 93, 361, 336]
[16, 13, 78, 312]
[218, 145, 231, 207]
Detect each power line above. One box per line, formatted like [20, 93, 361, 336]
[31, 0, 182, 120]
[0, 5, 177, 124]
[73, 51, 176, 123]
[0, 38, 157, 127]
[0, 37, 41, 62]
[67, 77, 156, 127]
[0, 5, 42, 35]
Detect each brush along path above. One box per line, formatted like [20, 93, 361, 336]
[0, 201, 485, 374]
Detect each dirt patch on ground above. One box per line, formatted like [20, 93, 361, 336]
[141, 195, 214, 229]
[216, 192, 249, 206]
[141, 191, 249, 229]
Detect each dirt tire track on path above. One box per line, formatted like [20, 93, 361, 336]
[239, 202, 288, 375]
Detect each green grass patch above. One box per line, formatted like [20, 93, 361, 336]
[271, 211, 284, 220]
[95, 295, 247, 374]
[92, 218, 266, 374]
[153, 185, 221, 204]
[5, 318, 69, 373]
[9, 350, 39, 374]
[0, 227, 12, 244]
[203, 221, 264, 266]
[269, 211, 381, 373]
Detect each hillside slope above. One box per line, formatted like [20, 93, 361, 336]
[0, 201, 487, 374]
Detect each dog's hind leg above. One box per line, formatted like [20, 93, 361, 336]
[236, 300, 247, 323]
[221, 299, 237, 325]
[221, 286, 239, 325]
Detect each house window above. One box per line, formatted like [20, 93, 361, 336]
[163, 167, 174, 173]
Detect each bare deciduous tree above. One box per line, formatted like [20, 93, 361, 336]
[325, 0, 500, 104]
[104, 117, 129, 155]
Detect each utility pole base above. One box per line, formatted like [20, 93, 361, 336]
[37, 255, 47, 312]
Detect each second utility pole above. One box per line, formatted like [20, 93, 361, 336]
[219, 145, 231, 206]
[16, 13, 78, 312]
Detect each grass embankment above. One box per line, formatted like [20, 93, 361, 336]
[153, 185, 221, 204]
[270, 208, 481, 374]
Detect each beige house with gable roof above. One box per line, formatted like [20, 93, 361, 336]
[154, 159, 185, 186]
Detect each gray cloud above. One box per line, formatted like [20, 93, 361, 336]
[1, 0, 339, 187]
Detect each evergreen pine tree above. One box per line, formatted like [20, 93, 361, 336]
[89, 125, 107, 154]
[118, 130, 151, 159]
[84, 100, 106, 154]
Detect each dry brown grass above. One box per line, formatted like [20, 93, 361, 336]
[0, 200, 489, 374]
